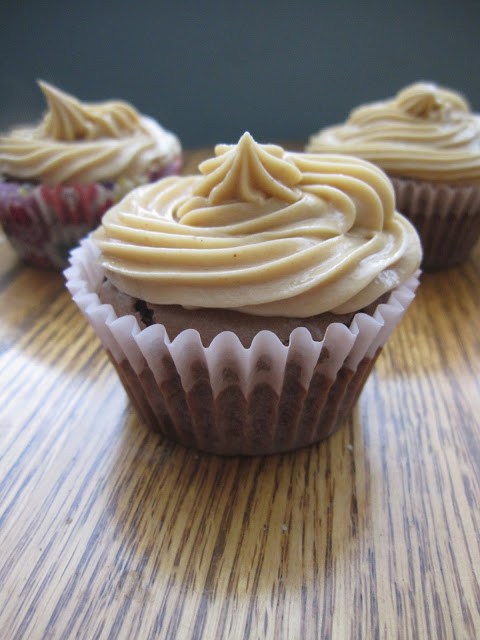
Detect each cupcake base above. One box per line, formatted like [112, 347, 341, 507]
[110, 348, 381, 456]
[65, 237, 419, 456]
[391, 177, 480, 270]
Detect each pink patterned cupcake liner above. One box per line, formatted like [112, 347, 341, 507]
[0, 156, 182, 270]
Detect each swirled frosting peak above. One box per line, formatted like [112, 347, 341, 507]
[39, 80, 141, 141]
[93, 134, 421, 317]
[196, 132, 302, 204]
[394, 82, 469, 119]
[307, 82, 480, 184]
[176, 133, 302, 220]
[0, 81, 181, 184]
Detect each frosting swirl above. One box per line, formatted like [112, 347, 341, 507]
[93, 133, 421, 317]
[0, 81, 181, 184]
[307, 82, 480, 184]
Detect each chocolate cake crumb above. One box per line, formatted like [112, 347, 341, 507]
[134, 300, 154, 327]
[97, 278, 391, 348]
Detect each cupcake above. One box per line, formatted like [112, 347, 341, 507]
[0, 80, 181, 269]
[65, 133, 421, 456]
[307, 82, 480, 270]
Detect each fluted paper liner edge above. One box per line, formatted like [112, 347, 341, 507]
[391, 177, 480, 270]
[65, 237, 419, 398]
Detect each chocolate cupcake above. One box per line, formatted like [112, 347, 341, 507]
[0, 81, 182, 269]
[307, 82, 480, 270]
[66, 133, 421, 455]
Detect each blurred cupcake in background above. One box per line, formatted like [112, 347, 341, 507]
[307, 82, 480, 270]
[0, 80, 182, 269]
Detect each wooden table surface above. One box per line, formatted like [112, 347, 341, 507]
[0, 150, 479, 640]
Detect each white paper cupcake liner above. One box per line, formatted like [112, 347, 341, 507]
[65, 237, 420, 455]
[391, 177, 480, 270]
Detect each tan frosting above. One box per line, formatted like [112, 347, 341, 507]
[307, 82, 480, 184]
[0, 81, 181, 184]
[93, 132, 421, 317]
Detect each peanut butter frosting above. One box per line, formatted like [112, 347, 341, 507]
[307, 82, 480, 184]
[0, 81, 181, 184]
[93, 132, 421, 317]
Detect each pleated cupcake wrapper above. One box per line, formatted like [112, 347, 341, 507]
[0, 156, 182, 270]
[391, 177, 480, 270]
[65, 237, 419, 455]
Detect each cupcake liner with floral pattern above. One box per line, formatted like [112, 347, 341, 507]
[0, 157, 182, 270]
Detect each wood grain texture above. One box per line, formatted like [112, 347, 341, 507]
[0, 151, 479, 640]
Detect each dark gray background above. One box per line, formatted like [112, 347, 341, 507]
[1, 1, 478, 148]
